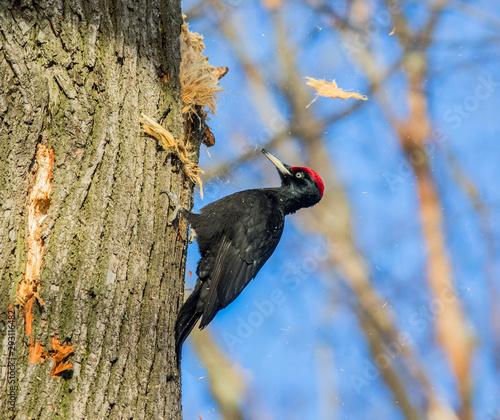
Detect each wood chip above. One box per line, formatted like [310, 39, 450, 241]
[305, 77, 368, 108]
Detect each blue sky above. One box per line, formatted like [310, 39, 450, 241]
[180, 1, 500, 419]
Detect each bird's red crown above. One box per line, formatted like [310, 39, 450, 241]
[291, 167, 324, 197]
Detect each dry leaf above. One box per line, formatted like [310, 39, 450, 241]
[305, 77, 368, 108]
[389, 27, 396, 36]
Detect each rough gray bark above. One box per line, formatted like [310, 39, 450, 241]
[0, 0, 193, 418]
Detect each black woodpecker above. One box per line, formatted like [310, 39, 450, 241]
[162, 149, 324, 366]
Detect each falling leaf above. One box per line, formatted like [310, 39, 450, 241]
[305, 77, 368, 108]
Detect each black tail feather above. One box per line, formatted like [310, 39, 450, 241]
[175, 283, 202, 368]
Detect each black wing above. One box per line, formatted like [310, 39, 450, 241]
[194, 191, 284, 329]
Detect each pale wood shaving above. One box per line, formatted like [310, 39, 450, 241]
[17, 144, 53, 308]
[140, 115, 204, 198]
[141, 17, 227, 198]
[180, 15, 227, 118]
[305, 77, 368, 108]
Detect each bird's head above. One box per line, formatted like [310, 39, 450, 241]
[262, 149, 324, 208]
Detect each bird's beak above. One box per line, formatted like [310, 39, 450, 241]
[262, 149, 292, 176]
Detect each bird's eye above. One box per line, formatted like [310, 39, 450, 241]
[295, 172, 303, 178]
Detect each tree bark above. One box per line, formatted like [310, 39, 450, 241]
[0, 1, 192, 418]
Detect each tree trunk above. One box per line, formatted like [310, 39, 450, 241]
[0, 1, 192, 418]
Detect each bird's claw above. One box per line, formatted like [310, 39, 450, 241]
[167, 208, 180, 225]
[160, 190, 181, 224]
